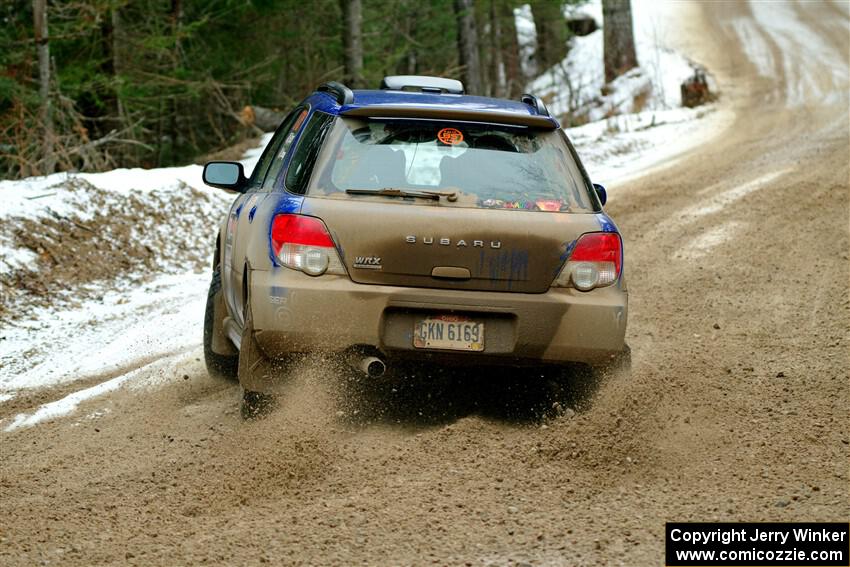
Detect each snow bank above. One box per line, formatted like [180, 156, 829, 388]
[0, 133, 274, 337]
[570, 105, 719, 184]
[514, 4, 538, 78]
[513, 0, 729, 184]
[528, 0, 699, 121]
[0, 271, 208, 393]
[0, 136, 274, 418]
[0, 134, 272, 275]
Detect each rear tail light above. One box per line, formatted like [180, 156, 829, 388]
[270, 214, 346, 276]
[553, 232, 622, 291]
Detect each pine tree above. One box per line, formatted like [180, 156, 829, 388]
[529, 0, 567, 72]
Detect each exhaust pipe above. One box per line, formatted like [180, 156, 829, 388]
[352, 355, 386, 378]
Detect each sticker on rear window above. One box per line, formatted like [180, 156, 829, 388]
[437, 127, 464, 145]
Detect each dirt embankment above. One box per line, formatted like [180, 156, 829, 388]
[0, 179, 227, 320]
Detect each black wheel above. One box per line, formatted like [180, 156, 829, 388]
[241, 389, 276, 419]
[203, 268, 239, 380]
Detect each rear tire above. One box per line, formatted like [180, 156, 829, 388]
[203, 268, 238, 381]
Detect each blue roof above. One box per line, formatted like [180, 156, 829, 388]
[306, 89, 559, 128]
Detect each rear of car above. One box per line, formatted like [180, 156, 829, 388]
[203, 78, 627, 402]
[254, 97, 625, 359]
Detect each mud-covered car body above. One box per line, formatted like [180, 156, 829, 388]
[202, 77, 628, 396]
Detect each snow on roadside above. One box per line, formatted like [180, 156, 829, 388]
[0, 133, 272, 277]
[0, 271, 208, 393]
[0, 137, 273, 429]
[0, 165, 211, 278]
[514, 4, 538, 78]
[3, 353, 191, 432]
[570, 105, 723, 185]
[525, 0, 728, 185]
[529, 0, 700, 121]
[0, 269, 215, 431]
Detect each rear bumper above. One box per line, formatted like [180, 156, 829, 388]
[249, 267, 627, 366]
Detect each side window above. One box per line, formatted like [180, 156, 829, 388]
[284, 111, 335, 195]
[246, 107, 308, 190]
[261, 108, 309, 190]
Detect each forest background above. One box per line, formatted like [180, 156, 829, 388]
[0, 0, 638, 179]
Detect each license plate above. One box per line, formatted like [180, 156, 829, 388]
[413, 315, 484, 351]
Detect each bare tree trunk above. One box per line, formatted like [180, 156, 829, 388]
[500, 0, 523, 97]
[33, 0, 54, 173]
[530, 0, 567, 72]
[489, 0, 506, 98]
[395, 0, 430, 76]
[340, 0, 364, 88]
[453, 0, 482, 94]
[475, 5, 490, 96]
[404, 0, 418, 75]
[602, 0, 637, 83]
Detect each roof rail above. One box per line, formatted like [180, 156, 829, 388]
[520, 93, 549, 117]
[380, 75, 464, 95]
[317, 81, 354, 105]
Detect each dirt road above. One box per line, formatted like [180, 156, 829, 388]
[1, 3, 848, 565]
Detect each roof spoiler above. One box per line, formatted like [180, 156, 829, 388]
[317, 81, 354, 105]
[341, 105, 557, 130]
[380, 75, 464, 95]
[520, 93, 550, 117]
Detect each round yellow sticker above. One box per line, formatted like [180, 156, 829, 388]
[437, 127, 464, 145]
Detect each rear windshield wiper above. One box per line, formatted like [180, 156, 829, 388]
[345, 188, 458, 202]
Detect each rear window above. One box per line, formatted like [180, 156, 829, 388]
[306, 118, 595, 212]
